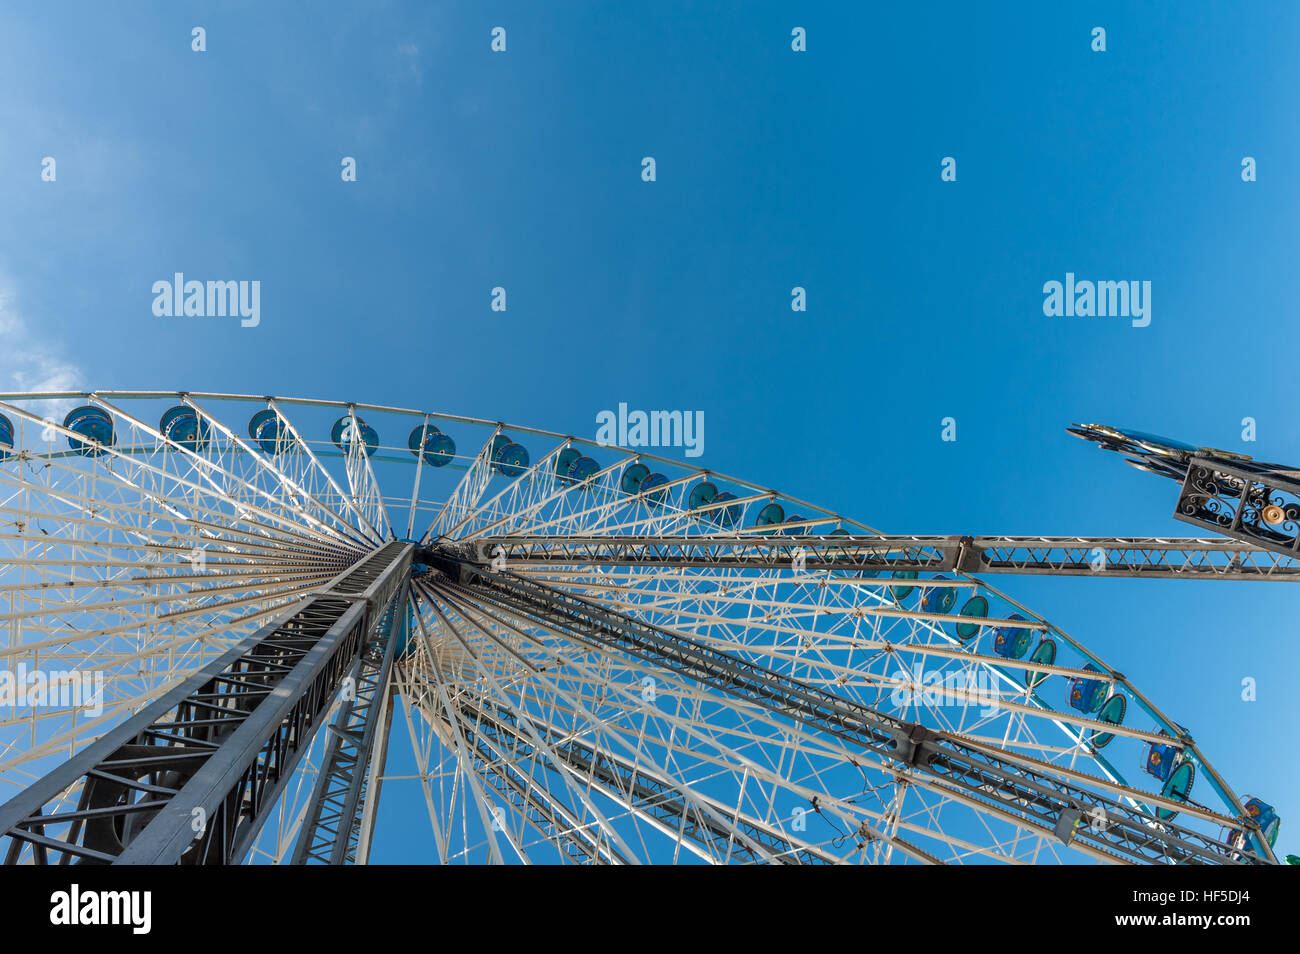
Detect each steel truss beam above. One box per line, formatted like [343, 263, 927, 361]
[0, 542, 412, 865]
[463, 534, 1300, 581]
[354, 685, 395, 864]
[443, 563, 1272, 865]
[290, 584, 408, 865]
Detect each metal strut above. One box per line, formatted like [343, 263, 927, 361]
[464, 534, 1300, 581]
[444, 562, 1273, 866]
[289, 583, 408, 865]
[0, 541, 412, 865]
[449, 695, 845, 865]
[403, 681, 630, 865]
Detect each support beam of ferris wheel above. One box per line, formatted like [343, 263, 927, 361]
[0, 543, 411, 866]
[421, 574, 858, 864]
[460, 534, 1300, 581]
[289, 583, 407, 865]
[436, 560, 1273, 865]
[446, 694, 856, 865]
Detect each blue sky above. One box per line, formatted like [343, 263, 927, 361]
[1, 2, 1297, 861]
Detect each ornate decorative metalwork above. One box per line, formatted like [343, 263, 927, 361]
[1071, 423, 1300, 558]
[1176, 457, 1300, 555]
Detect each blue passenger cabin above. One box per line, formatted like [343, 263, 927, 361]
[991, 613, 1032, 659]
[490, 435, 529, 478]
[1025, 637, 1056, 689]
[0, 413, 13, 460]
[889, 570, 919, 601]
[331, 415, 378, 456]
[708, 491, 741, 529]
[754, 502, 785, 532]
[1144, 726, 1199, 819]
[64, 406, 115, 457]
[567, 455, 600, 485]
[688, 481, 717, 513]
[248, 409, 285, 456]
[639, 472, 668, 507]
[621, 462, 650, 494]
[920, 576, 957, 615]
[1157, 762, 1196, 821]
[159, 405, 211, 451]
[1241, 797, 1281, 849]
[554, 448, 581, 484]
[1144, 730, 1182, 783]
[1089, 693, 1127, 749]
[408, 424, 455, 466]
[954, 595, 988, 640]
[1068, 663, 1109, 714]
[780, 514, 806, 534]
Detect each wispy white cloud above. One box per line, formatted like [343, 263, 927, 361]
[397, 42, 423, 83]
[0, 275, 81, 398]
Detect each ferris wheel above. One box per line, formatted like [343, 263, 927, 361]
[0, 391, 1286, 865]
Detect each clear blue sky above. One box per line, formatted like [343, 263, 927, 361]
[1, 2, 1296, 861]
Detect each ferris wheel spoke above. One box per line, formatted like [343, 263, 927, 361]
[518, 569, 1176, 816]
[402, 415, 436, 541]
[419, 684, 632, 865]
[451, 446, 657, 542]
[524, 582, 1167, 747]
[86, 394, 357, 543]
[180, 396, 370, 548]
[0, 432, 357, 557]
[462, 699, 848, 864]
[449, 568, 1254, 863]
[0, 601, 337, 778]
[426, 579, 926, 864]
[0, 572, 338, 657]
[265, 399, 385, 545]
[336, 406, 392, 543]
[514, 566, 1180, 770]
[419, 582, 802, 864]
[469, 470, 701, 541]
[421, 427, 507, 544]
[0, 513, 344, 571]
[85, 396, 363, 551]
[411, 582, 657, 863]
[440, 437, 576, 541]
[405, 605, 509, 864]
[388, 667, 452, 862]
[438, 703, 630, 864]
